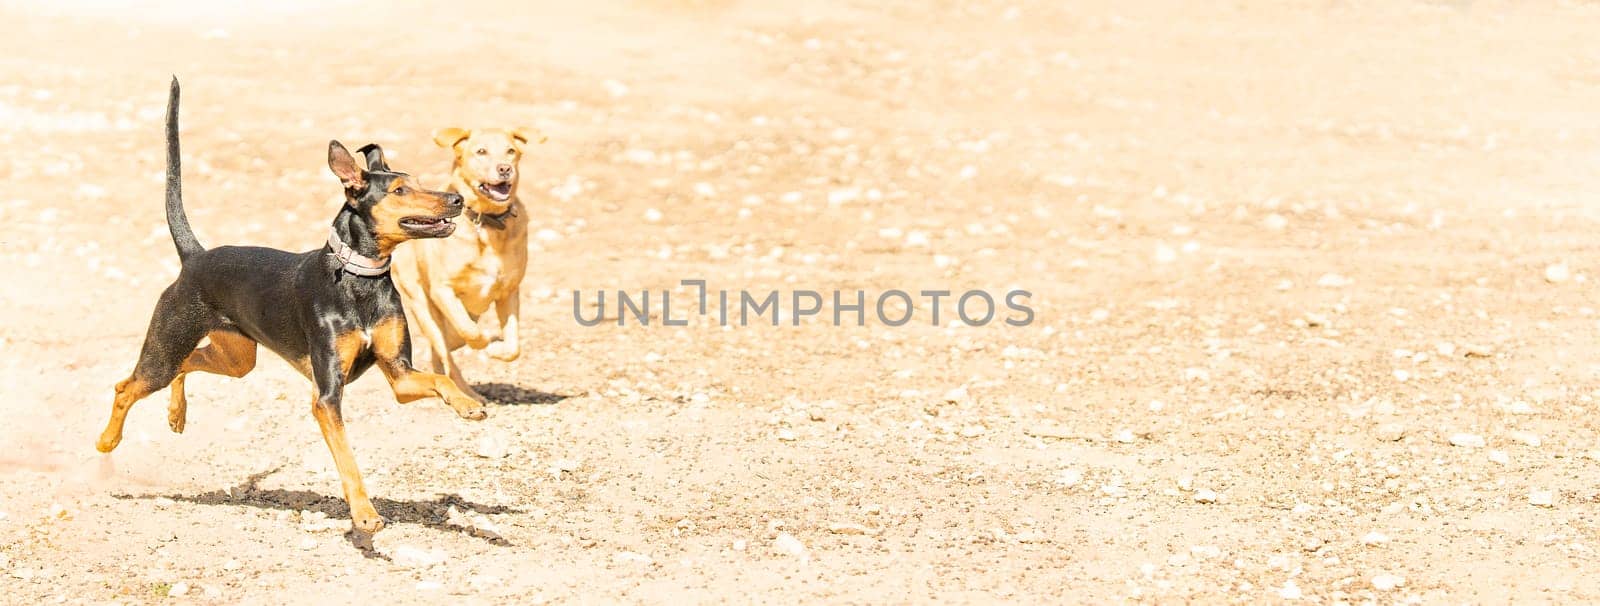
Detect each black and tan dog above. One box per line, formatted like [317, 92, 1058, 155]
[96, 78, 486, 534]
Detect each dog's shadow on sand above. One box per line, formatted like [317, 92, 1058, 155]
[472, 382, 571, 406]
[115, 467, 518, 558]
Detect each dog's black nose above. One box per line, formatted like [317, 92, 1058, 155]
[496, 164, 513, 177]
[445, 192, 463, 209]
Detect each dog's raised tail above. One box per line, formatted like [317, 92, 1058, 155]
[165, 76, 204, 262]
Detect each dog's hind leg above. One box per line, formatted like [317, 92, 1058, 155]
[97, 286, 210, 452]
[167, 328, 258, 433]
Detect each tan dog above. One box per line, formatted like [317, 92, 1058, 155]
[391, 127, 544, 400]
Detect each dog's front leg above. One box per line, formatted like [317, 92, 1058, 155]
[309, 346, 384, 534]
[484, 286, 521, 362]
[372, 316, 487, 419]
[427, 276, 493, 349]
[384, 364, 489, 421]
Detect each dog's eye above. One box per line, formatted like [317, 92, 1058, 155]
[506, 148, 515, 155]
[393, 186, 409, 195]
[475, 148, 487, 155]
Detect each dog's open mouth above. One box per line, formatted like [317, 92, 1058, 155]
[477, 181, 513, 202]
[400, 215, 457, 237]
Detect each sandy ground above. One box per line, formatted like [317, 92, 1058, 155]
[4, 0, 1600, 603]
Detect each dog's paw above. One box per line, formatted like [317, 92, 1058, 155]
[485, 340, 520, 362]
[474, 326, 503, 349]
[168, 378, 188, 434]
[351, 512, 387, 534]
[446, 393, 490, 420]
[447, 398, 489, 420]
[167, 400, 187, 434]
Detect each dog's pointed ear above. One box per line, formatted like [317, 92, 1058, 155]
[432, 127, 469, 149]
[355, 143, 389, 173]
[511, 127, 547, 146]
[327, 140, 365, 191]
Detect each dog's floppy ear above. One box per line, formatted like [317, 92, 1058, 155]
[327, 140, 365, 191]
[511, 127, 547, 145]
[432, 127, 469, 149]
[355, 143, 389, 173]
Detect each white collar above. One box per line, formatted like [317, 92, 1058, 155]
[327, 228, 390, 276]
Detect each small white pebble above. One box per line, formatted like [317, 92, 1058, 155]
[1361, 531, 1390, 545]
[1371, 574, 1405, 591]
[826, 188, 859, 205]
[773, 533, 807, 559]
[391, 545, 448, 569]
[1154, 244, 1178, 264]
[1545, 263, 1571, 283]
[1193, 489, 1219, 504]
[1055, 469, 1083, 488]
[1488, 450, 1511, 465]
[1529, 490, 1555, 507]
[602, 79, 630, 98]
[473, 433, 509, 459]
[1449, 433, 1485, 448]
[1376, 423, 1405, 442]
[1278, 580, 1302, 600]
[613, 551, 653, 565]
